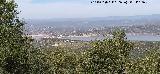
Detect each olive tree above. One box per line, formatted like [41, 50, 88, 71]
[78, 29, 133, 74]
[0, 0, 32, 73]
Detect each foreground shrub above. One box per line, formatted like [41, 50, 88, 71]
[78, 30, 133, 74]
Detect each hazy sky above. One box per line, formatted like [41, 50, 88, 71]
[15, 0, 160, 19]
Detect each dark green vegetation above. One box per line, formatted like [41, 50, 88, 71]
[0, 0, 49, 73]
[1, 0, 160, 74]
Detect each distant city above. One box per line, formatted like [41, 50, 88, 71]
[25, 14, 160, 41]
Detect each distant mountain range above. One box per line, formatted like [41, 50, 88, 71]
[25, 14, 160, 32]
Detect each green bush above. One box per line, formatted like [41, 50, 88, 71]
[77, 29, 133, 74]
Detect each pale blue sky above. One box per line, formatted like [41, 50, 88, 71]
[15, 0, 160, 19]
[31, 0, 85, 3]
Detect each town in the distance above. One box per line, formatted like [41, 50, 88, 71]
[25, 14, 160, 42]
